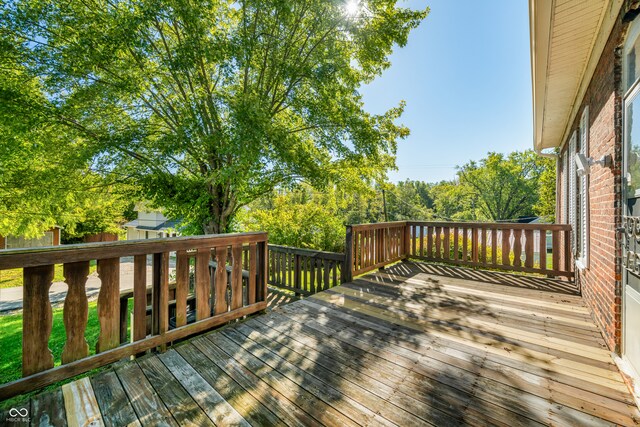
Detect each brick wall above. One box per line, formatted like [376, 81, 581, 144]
[556, 5, 627, 352]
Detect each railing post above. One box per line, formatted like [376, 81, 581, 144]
[344, 225, 354, 283]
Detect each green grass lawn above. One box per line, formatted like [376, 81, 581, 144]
[0, 262, 97, 289]
[0, 300, 134, 386]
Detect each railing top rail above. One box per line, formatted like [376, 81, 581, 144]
[0, 232, 268, 270]
[268, 244, 344, 261]
[406, 221, 571, 231]
[349, 221, 408, 231]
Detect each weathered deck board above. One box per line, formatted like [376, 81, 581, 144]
[6, 262, 640, 426]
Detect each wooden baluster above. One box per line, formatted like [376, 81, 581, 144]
[23, 265, 55, 376]
[96, 258, 120, 353]
[443, 227, 450, 261]
[289, 251, 294, 288]
[525, 230, 534, 269]
[231, 244, 243, 310]
[273, 252, 279, 285]
[381, 228, 387, 263]
[132, 255, 147, 341]
[539, 230, 547, 271]
[368, 229, 372, 266]
[310, 258, 316, 293]
[332, 261, 338, 287]
[195, 248, 211, 320]
[152, 253, 169, 351]
[491, 229, 498, 266]
[269, 249, 274, 284]
[316, 258, 322, 290]
[214, 246, 228, 314]
[453, 228, 459, 261]
[175, 251, 189, 328]
[353, 230, 359, 274]
[249, 243, 258, 304]
[435, 227, 441, 259]
[513, 229, 523, 268]
[324, 259, 330, 290]
[418, 226, 424, 257]
[553, 230, 561, 272]
[260, 241, 268, 303]
[471, 229, 479, 263]
[303, 256, 309, 291]
[462, 228, 468, 261]
[411, 226, 417, 256]
[401, 224, 408, 259]
[502, 229, 511, 266]
[480, 228, 486, 265]
[61, 262, 90, 364]
[563, 229, 572, 273]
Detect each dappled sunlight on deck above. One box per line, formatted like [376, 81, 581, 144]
[9, 262, 640, 426]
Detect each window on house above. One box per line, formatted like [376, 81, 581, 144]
[626, 21, 640, 92]
[568, 132, 577, 255]
[563, 151, 569, 223]
[576, 107, 589, 269]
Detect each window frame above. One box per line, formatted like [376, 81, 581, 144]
[576, 107, 590, 270]
[568, 131, 577, 256]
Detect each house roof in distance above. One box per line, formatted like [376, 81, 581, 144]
[123, 219, 181, 232]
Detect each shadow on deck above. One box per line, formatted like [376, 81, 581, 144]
[7, 262, 640, 426]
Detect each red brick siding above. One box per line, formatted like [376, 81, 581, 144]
[556, 5, 627, 352]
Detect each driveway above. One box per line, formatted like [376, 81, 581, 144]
[0, 257, 177, 313]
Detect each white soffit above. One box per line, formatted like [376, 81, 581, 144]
[530, 0, 623, 151]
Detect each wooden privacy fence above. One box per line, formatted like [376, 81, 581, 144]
[268, 245, 345, 295]
[0, 232, 268, 399]
[346, 221, 573, 280]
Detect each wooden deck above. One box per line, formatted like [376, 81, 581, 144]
[7, 262, 640, 426]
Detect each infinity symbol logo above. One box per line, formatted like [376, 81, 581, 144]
[8, 408, 28, 417]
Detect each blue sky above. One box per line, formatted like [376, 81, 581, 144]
[360, 0, 532, 184]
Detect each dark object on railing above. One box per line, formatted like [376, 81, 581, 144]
[268, 245, 345, 295]
[345, 221, 573, 279]
[0, 232, 268, 400]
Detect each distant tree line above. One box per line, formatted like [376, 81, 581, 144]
[241, 150, 556, 252]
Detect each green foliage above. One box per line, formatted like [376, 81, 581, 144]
[0, 28, 135, 239]
[241, 186, 347, 252]
[2, 0, 428, 234]
[384, 180, 433, 220]
[456, 150, 553, 221]
[429, 180, 477, 221]
[534, 157, 557, 221]
[0, 301, 101, 385]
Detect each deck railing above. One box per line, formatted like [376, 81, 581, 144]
[346, 221, 573, 280]
[268, 245, 345, 295]
[0, 232, 268, 399]
[345, 221, 409, 278]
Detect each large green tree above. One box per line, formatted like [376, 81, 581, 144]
[0, 35, 132, 239]
[3, 0, 427, 234]
[457, 150, 554, 221]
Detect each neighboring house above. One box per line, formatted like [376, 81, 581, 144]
[123, 207, 180, 240]
[0, 227, 61, 250]
[530, 0, 640, 392]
